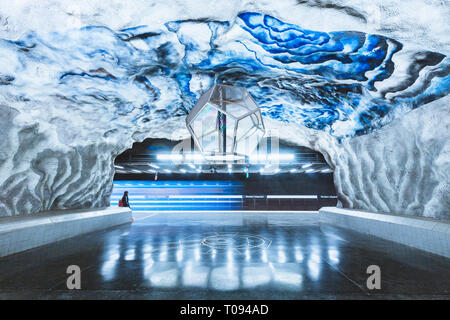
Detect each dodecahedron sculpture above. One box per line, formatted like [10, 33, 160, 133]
[186, 84, 265, 156]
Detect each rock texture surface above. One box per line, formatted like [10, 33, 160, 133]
[332, 96, 450, 220]
[0, 1, 448, 218]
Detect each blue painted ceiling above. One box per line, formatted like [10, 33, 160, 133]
[2, 12, 449, 139]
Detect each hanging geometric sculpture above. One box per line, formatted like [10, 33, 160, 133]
[186, 84, 265, 157]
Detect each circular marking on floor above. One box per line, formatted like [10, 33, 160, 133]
[200, 233, 271, 251]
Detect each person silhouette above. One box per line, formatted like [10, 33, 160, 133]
[119, 191, 130, 208]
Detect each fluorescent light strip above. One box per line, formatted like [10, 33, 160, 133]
[267, 195, 317, 199]
[249, 153, 294, 161]
[132, 210, 319, 213]
[129, 201, 241, 206]
[270, 154, 294, 161]
[111, 200, 242, 203]
[169, 195, 243, 199]
[185, 154, 204, 161]
[204, 154, 245, 161]
[110, 195, 146, 199]
[130, 204, 242, 207]
[157, 154, 183, 161]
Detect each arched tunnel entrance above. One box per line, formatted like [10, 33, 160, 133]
[113, 138, 338, 211]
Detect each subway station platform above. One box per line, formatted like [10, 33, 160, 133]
[0, 210, 449, 299]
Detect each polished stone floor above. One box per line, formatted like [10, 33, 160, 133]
[0, 211, 449, 299]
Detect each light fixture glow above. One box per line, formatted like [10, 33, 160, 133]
[302, 163, 312, 169]
[269, 153, 295, 161]
[157, 154, 183, 161]
[185, 154, 204, 161]
[249, 153, 295, 163]
[204, 154, 245, 162]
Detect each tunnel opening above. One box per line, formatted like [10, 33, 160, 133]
[113, 138, 337, 211]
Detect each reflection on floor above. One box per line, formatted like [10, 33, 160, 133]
[0, 211, 449, 299]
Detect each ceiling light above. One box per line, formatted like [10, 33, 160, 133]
[250, 153, 294, 163]
[302, 163, 312, 169]
[290, 168, 297, 173]
[157, 154, 183, 161]
[204, 154, 245, 162]
[185, 154, 204, 161]
[163, 169, 171, 173]
[148, 163, 159, 169]
[268, 153, 295, 161]
[180, 169, 186, 173]
[305, 168, 315, 173]
[115, 165, 124, 169]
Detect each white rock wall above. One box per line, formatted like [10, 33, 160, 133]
[331, 96, 450, 220]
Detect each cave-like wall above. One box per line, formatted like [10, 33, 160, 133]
[332, 96, 450, 220]
[0, 1, 449, 218]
